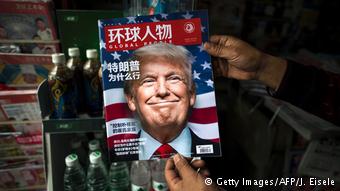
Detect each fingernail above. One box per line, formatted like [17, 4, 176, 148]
[204, 42, 210, 49]
[174, 154, 182, 164]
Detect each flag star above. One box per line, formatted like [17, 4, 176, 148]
[111, 52, 121, 60]
[160, 13, 168, 19]
[205, 79, 214, 88]
[102, 60, 108, 71]
[201, 61, 211, 70]
[198, 43, 204, 52]
[193, 70, 201, 79]
[201, 26, 206, 32]
[182, 11, 193, 19]
[99, 40, 106, 49]
[123, 50, 129, 54]
[151, 17, 160, 22]
[190, 56, 197, 63]
[127, 16, 136, 23]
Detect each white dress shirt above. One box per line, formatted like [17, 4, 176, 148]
[37, 28, 52, 40]
[138, 127, 192, 160]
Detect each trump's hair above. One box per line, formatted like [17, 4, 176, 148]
[124, 43, 194, 95]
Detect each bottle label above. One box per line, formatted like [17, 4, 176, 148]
[49, 79, 77, 118]
[131, 184, 148, 191]
[152, 180, 168, 191]
[83, 75, 103, 115]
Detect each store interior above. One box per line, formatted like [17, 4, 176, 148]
[0, 0, 340, 190]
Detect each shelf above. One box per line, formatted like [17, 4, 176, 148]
[43, 117, 105, 133]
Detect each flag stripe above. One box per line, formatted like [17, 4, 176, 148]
[188, 107, 217, 124]
[193, 91, 216, 108]
[105, 103, 132, 121]
[104, 88, 126, 106]
[188, 122, 219, 140]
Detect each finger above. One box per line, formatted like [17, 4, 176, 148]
[173, 154, 196, 178]
[190, 159, 206, 169]
[165, 158, 181, 190]
[204, 41, 237, 61]
[209, 35, 235, 46]
[198, 168, 210, 177]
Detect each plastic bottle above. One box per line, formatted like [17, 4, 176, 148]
[89, 139, 108, 172]
[109, 161, 130, 191]
[49, 53, 77, 118]
[66, 47, 85, 113]
[87, 151, 108, 191]
[83, 49, 103, 117]
[63, 154, 86, 191]
[151, 159, 168, 191]
[70, 138, 87, 169]
[94, 132, 108, 164]
[130, 161, 151, 191]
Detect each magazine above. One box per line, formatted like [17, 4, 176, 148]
[98, 10, 221, 161]
[0, 0, 59, 54]
[0, 89, 41, 134]
[0, 0, 57, 41]
[0, 53, 53, 89]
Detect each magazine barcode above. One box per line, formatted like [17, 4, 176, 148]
[196, 145, 213, 154]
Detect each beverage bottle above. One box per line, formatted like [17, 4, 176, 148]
[87, 151, 108, 191]
[83, 49, 103, 117]
[66, 47, 85, 113]
[130, 161, 151, 191]
[49, 53, 77, 118]
[88, 139, 108, 169]
[94, 132, 108, 162]
[70, 138, 87, 169]
[151, 159, 168, 191]
[109, 161, 130, 191]
[63, 154, 86, 191]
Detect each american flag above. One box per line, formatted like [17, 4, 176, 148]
[98, 10, 220, 153]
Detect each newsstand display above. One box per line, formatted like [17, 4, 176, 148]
[2, 0, 340, 191]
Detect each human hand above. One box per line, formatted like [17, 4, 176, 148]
[204, 35, 263, 80]
[204, 35, 287, 90]
[165, 154, 220, 191]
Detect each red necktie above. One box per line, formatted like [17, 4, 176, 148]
[152, 144, 177, 158]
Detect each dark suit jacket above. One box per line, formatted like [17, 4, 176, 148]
[110, 128, 221, 161]
[273, 60, 340, 126]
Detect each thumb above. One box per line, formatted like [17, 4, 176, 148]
[173, 154, 196, 178]
[204, 41, 236, 61]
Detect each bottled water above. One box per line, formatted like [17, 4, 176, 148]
[87, 151, 108, 191]
[89, 139, 108, 169]
[63, 154, 86, 191]
[89, 139, 108, 175]
[109, 161, 130, 191]
[70, 137, 87, 169]
[151, 159, 168, 191]
[130, 161, 151, 191]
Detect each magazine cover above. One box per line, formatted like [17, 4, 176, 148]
[0, 89, 41, 134]
[98, 10, 221, 161]
[0, 0, 57, 41]
[0, 53, 53, 89]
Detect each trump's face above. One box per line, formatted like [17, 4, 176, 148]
[126, 57, 195, 143]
